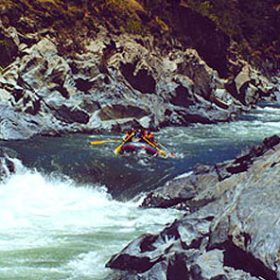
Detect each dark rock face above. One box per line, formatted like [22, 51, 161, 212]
[98, 104, 147, 121]
[170, 85, 194, 107]
[0, 32, 239, 140]
[120, 62, 156, 94]
[173, 6, 230, 78]
[0, 147, 19, 180]
[0, 8, 277, 140]
[107, 136, 280, 280]
[54, 105, 89, 124]
[75, 78, 95, 92]
[0, 32, 18, 68]
[217, 240, 278, 280]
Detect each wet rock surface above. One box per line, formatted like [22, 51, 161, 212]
[0, 6, 278, 140]
[0, 29, 234, 140]
[107, 135, 280, 280]
[0, 147, 19, 180]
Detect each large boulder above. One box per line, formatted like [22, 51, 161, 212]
[0, 32, 18, 68]
[0, 146, 19, 181]
[0, 105, 42, 140]
[225, 62, 276, 105]
[107, 136, 280, 280]
[0, 22, 278, 140]
[168, 2, 230, 77]
[0, 20, 20, 68]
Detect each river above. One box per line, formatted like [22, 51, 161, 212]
[0, 104, 280, 279]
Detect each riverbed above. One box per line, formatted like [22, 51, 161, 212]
[0, 104, 280, 279]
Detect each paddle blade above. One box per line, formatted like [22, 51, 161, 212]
[113, 145, 122, 155]
[90, 139, 120, 145]
[158, 149, 168, 158]
[114, 132, 135, 155]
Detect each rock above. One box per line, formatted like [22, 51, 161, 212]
[226, 63, 277, 105]
[235, 64, 251, 93]
[107, 233, 164, 273]
[0, 32, 18, 68]
[0, 30, 250, 139]
[0, 88, 11, 103]
[141, 175, 197, 210]
[108, 136, 280, 279]
[195, 250, 226, 279]
[0, 146, 19, 180]
[98, 104, 147, 121]
[170, 4, 230, 77]
[120, 61, 156, 94]
[0, 5, 277, 140]
[142, 135, 280, 210]
[170, 84, 194, 107]
[0, 105, 42, 140]
[138, 116, 152, 129]
[211, 88, 235, 109]
[0, 20, 19, 68]
[54, 105, 89, 124]
[75, 78, 95, 92]
[33, 38, 57, 56]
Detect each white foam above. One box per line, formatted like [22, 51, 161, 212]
[67, 251, 111, 279]
[0, 168, 180, 279]
[174, 171, 193, 180]
[254, 106, 280, 113]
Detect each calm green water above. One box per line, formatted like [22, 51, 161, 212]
[1, 104, 280, 279]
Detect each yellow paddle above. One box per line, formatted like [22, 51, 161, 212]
[90, 139, 121, 145]
[114, 132, 135, 155]
[142, 136, 168, 158]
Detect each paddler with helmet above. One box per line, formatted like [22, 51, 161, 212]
[116, 128, 169, 158]
[90, 128, 174, 158]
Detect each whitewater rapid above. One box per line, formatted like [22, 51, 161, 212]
[0, 162, 180, 280]
[1, 103, 280, 279]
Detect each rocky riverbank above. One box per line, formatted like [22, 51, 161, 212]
[0, 0, 278, 140]
[107, 135, 280, 279]
[1, 1, 280, 279]
[0, 147, 17, 180]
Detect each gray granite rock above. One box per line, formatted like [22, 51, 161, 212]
[107, 136, 280, 280]
[0, 146, 19, 180]
[0, 24, 277, 140]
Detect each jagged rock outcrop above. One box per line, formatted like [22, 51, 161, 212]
[0, 28, 230, 139]
[0, 24, 276, 140]
[141, 135, 280, 210]
[225, 62, 276, 106]
[142, 0, 280, 76]
[0, 146, 18, 180]
[164, 3, 231, 77]
[0, 0, 278, 140]
[107, 135, 280, 280]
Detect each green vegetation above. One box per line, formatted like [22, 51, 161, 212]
[126, 18, 143, 34]
[0, 0, 278, 72]
[187, 1, 240, 38]
[187, 0, 279, 45]
[139, 0, 279, 73]
[187, 0, 279, 71]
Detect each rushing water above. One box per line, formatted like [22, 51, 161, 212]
[1, 104, 280, 279]
[0, 162, 180, 280]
